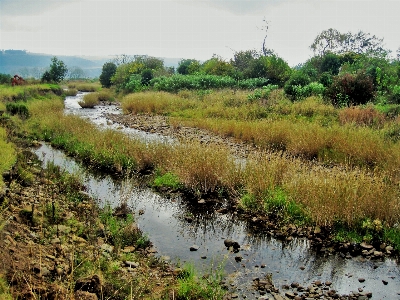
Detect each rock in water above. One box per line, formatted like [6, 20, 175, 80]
[224, 239, 240, 249]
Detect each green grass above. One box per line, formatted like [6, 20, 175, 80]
[176, 263, 225, 300]
[153, 171, 182, 190]
[0, 127, 16, 192]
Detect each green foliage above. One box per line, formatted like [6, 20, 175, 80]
[125, 74, 143, 92]
[0, 73, 11, 84]
[263, 188, 307, 223]
[6, 102, 29, 118]
[99, 62, 117, 88]
[151, 74, 236, 92]
[176, 263, 225, 300]
[177, 59, 201, 75]
[151, 74, 268, 93]
[284, 71, 311, 99]
[390, 85, 400, 104]
[239, 193, 259, 211]
[230, 49, 259, 79]
[41, 57, 68, 83]
[258, 54, 292, 87]
[247, 84, 279, 102]
[100, 205, 142, 250]
[153, 171, 182, 190]
[290, 82, 325, 100]
[141, 69, 153, 86]
[201, 55, 234, 76]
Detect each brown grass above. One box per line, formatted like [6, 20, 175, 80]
[339, 105, 386, 128]
[24, 96, 400, 228]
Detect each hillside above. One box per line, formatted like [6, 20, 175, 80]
[0, 50, 182, 79]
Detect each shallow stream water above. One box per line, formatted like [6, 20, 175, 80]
[33, 93, 400, 299]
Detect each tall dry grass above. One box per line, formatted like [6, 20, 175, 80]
[24, 95, 400, 228]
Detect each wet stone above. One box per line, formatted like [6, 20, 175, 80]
[190, 245, 199, 251]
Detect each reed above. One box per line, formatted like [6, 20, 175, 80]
[22, 94, 400, 232]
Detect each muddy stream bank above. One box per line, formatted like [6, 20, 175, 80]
[40, 92, 400, 299]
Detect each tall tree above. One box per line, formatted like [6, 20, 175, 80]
[311, 28, 387, 57]
[99, 62, 117, 88]
[41, 57, 68, 83]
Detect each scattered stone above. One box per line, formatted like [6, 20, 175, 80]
[224, 239, 240, 250]
[360, 242, 374, 250]
[190, 245, 199, 251]
[234, 255, 242, 262]
[358, 278, 366, 283]
[121, 246, 135, 253]
[124, 261, 139, 268]
[74, 291, 98, 300]
[100, 243, 114, 253]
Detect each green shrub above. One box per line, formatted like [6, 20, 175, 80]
[247, 84, 279, 102]
[284, 71, 311, 100]
[125, 74, 143, 92]
[390, 85, 400, 104]
[6, 102, 29, 118]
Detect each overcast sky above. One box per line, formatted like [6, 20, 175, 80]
[1, 0, 399, 66]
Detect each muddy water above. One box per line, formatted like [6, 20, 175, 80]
[35, 93, 400, 299]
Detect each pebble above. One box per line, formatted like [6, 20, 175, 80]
[190, 245, 199, 251]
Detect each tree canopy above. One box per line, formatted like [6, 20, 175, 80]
[41, 57, 68, 83]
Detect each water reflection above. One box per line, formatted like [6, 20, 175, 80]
[33, 143, 400, 299]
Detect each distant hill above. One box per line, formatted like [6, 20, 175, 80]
[0, 50, 182, 79]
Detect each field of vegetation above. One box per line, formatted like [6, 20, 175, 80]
[1, 27, 400, 298]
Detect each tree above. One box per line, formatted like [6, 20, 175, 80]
[311, 28, 387, 57]
[201, 55, 234, 76]
[41, 57, 68, 83]
[69, 66, 86, 80]
[99, 62, 117, 88]
[231, 49, 259, 79]
[177, 59, 200, 75]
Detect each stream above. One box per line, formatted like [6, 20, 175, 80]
[33, 92, 400, 299]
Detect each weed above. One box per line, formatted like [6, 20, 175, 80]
[176, 263, 225, 300]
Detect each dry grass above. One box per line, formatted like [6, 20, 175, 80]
[78, 93, 100, 108]
[339, 105, 386, 128]
[67, 81, 101, 92]
[285, 166, 400, 227]
[23, 95, 400, 228]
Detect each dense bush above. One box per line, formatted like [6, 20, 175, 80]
[325, 72, 375, 106]
[124, 74, 143, 92]
[6, 102, 29, 118]
[247, 84, 279, 102]
[284, 71, 311, 100]
[0, 73, 11, 84]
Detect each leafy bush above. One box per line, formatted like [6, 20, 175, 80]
[124, 74, 143, 92]
[284, 71, 311, 100]
[247, 84, 279, 102]
[290, 82, 326, 100]
[0, 73, 11, 84]
[390, 85, 400, 104]
[325, 71, 375, 106]
[151, 74, 268, 93]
